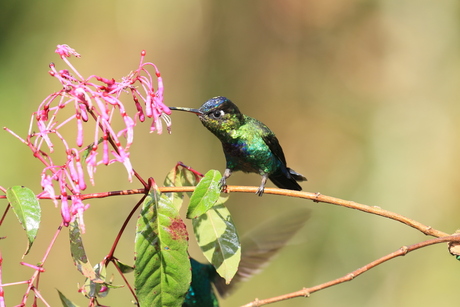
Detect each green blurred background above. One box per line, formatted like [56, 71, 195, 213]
[1, 1, 460, 306]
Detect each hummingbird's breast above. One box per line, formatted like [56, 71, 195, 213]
[222, 130, 280, 175]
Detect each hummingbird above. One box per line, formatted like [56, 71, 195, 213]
[169, 96, 307, 196]
[183, 208, 310, 307]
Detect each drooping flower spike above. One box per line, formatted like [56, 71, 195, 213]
[6, 45, 171, 230]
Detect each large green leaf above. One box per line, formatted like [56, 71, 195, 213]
[135, 188, 190, 306]
[187, 170, 221, 219]
[6, 186, 41, 255]
[192, 196, 240, 283]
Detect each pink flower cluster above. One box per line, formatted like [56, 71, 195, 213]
[7, 45, 171, 230]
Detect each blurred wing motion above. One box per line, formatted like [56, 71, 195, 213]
[184, 208, 310, 306]
[214, 207, 310, 297]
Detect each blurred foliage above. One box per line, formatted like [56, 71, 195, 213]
[1, 1, 460, 306]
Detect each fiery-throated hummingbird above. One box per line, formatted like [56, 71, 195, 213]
[170, 96, 307, 196]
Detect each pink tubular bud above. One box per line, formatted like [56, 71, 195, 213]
[161, 104, 172, 115]
[145, 94, 153, 117]
[85, 149, 97, 185]
[67, 155, 78, 183]
[79, 104, 88, 122]
[60, 196, 71, 226]
[76, 118, 83, 147]
[102, 136, 109, 165]
[123, 115, 134, 146]
[76, 159, 86, 191]
[132, 94, 145, 122]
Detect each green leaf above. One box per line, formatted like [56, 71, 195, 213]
[178, 165, 200, 200]
[70, 222, 113, 299]
[164, 164, 199, 188]
[69, 220, 96, 280]
[114, 259, 134, 274]
[178, 165, 199, 187]
[81, 137, 103, 161]
[57, 289, 81, 307]
[135, 188, 190, 306]
[163, 165, 186, 211]
[6, 186, 41, 256]
[187, 170, 222, 219]
[192, 195, 240, 283]
[163, 165, 199, 210]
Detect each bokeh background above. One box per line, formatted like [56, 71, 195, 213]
[1, 1, 460, 306]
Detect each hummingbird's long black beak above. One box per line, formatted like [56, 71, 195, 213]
[169, 106, 202, 115]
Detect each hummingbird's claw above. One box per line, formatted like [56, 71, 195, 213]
[219, 168, 232, 193]
[221, 184, 229, 193]
[255, 186, 265, 196]
[256, 174, 269, 196]
[218, 177, 228, 193]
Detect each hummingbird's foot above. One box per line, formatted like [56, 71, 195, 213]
[256, 174, 269, 196]
[255, 186, 264, 196]
[219, 168, 232, 193]
[219, 178, 228, 193]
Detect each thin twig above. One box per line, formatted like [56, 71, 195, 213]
[19, 223, 64, 306]
[240, 234, 460, 307]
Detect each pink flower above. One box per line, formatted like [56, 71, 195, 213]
[55, 44, 81, 59]
[40, 173, 57, 206]
[6, 45, 173, 228]
[70, 196, 90, 233]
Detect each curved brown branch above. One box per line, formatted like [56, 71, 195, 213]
[225, 186, 449, 238]
[5, 185, 446, 238]
[240, 234, 460, 307]
[157, 186, 449, 238]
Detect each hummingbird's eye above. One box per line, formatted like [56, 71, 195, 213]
[211, 110, 225, 119]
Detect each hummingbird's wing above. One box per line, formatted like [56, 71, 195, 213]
[258, 120, 307, 189]
[255, 120, 288, 166]
[213, 208, 310, 297]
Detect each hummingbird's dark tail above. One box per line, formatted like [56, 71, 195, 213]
[268, 168, 307, 191]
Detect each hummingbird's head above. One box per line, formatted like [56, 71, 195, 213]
[197, 96, 245, 136]
[169, 96, 245, 140]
